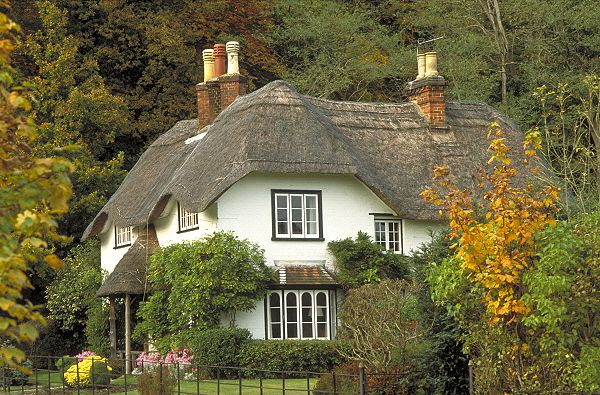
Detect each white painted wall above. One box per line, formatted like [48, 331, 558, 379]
[215, 173, 443, 268]
[153, 197, 218, 246]
[100, 223, 138, 273]
[219, 300, 266, 340]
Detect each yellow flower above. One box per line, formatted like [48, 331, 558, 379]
[64, 356, 112, 386]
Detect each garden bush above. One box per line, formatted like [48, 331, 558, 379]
[4, 360, 32, 386]
[55, 355, 76, 374]
[138, 367, 176, 395]
[239, 340, 343, 377]
[188, 327, 251, 368]
[313, 362, 358, 395]
[64, 355, 112, 387]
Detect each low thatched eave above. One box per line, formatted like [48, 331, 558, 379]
[96, 225, 159, 297]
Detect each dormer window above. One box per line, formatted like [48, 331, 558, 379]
[114, 226, 132, 248]
[271, 190, 323, 240]
[178, 203, 199, 233]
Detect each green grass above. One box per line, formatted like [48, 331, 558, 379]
[0, 370, 315, 394]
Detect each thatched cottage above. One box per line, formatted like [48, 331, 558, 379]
[83, 42, 528, 365]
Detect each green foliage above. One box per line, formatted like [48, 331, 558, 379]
[328, 231, 409, 289]
[135, 232, 273, 350]
[0, 3, 73, 370]
[187, 327, 251, 377]
[269, 0, 412, 101]
[313, 362, 359, 395]
[85, 300, 110, 357]
[55, 355, 76, 374]
[238, 340, 343, 377]
[4, 359, 32, 386]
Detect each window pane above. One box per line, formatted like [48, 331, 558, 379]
[291, 222, 303, 234]
[269, 293, 280, 307]
[301, 292, 312, 306]
[271, 324, 281, 339]
[305, 195, 317, 208]
[302, 323, 313, 338]
[317, 323, 327, 338]
[306, 209, 317, 221]
[270, 308, 281, 322]
[277, 209, 288, 221]
[286, 292, 297, 306]
[316, 306, 327, 321]
[306, 222, 317, 235]
[291, 195, 303, 208]
[276, 195, 287, 208]
[287, 323, 298, 338]
[316, 292, 327, 306]
[277, 222, 288, 235]
[291, 208, 302, 221]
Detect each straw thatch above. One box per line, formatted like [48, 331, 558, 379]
[96, 224, 159, 297]
[83, 80, 530, 240]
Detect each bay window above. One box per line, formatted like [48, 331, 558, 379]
[267, 290, 330, 339]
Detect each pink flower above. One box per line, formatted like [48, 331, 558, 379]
[75, 351, 97, 362]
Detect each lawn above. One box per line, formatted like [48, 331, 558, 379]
[1, 370, 317, 394]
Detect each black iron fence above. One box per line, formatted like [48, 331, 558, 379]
[0, 355, 370, 395]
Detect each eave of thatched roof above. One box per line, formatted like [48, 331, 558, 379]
[96, 225, 159, 297]
[83, 80, 530, 240]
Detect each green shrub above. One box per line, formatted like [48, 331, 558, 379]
[328, 232, 410, 289]
[4, 360, 32, 386]
[89, 360, 111, 387]
[138, 367, 176, 395]
[55, 356, 76, 374]
[187, 327, 251, 378]
[239, 340, 343, 377]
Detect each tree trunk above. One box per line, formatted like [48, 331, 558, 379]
[480, 0, 510, 104]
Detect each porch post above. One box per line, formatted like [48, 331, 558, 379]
[125, 293, 132, 374]
[108, 297, 117, 359]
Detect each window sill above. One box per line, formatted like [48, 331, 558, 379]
[271, 237, 325, 242]
[113, 243, 132, 250]
[176, 227, 200, 234]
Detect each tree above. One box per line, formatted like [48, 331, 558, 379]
[135, 232, 273, 352]
[423, 122, 559, 392]
[0, 2, 73, 369]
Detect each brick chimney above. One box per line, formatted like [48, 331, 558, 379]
[406, 51, 447, 128]
[196, 41, 247, 129]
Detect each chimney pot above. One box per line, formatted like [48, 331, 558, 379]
[213, 44, 226, 77]
[424, 52, 439, 77]
[417, 53, 426, 79]
[202, 49, 215, 82]
[226, 41, 240, 74]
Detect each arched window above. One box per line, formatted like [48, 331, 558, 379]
[301, 292, 314, 339]
[316, 292, 328, 339]
[268, 292, 282, 339]
[285, 292, 299, 339]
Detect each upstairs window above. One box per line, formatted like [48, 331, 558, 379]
[178, 203, 199, 232]
[114, 226, 132, 248]
[374, 219, 402, 253]
[271, 190, 323, 240]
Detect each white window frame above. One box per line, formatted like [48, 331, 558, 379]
[374, 219, 403, 253]
[114, 226, 132, 248]
[272, 190, 322, 240]
[178, 202, 199, 232]
[266, 290, 330, 340]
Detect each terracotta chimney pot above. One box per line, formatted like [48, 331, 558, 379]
[202, 49, 215, 82]
[213, 44, 226, 77]
[226, 41, 240, 74]
[424, 52, 439, 77]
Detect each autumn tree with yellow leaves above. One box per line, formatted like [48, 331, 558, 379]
[0, 1, 72, 371]
[422, 123, 561, 393]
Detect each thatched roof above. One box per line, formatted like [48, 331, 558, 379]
[96, 225, 159, 297]
[83, 80, 528, 240]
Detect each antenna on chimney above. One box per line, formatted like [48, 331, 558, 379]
[416, 36, 444, 55]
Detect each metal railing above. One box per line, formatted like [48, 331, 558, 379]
[0, 355, 369, 395]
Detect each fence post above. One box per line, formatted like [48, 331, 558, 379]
[359, 363, 367, 395]
[196, 363, 200, 395]
[332, 371, 337, 395]
[306, 373, 311, 395]
[61, 355, 65, 395]
[34, 360, 38, 395]
[91, 357, 95, 395]
[76, 356, 80, 395]
[124, 355, 128, 395]
[217, 368, 220, 395]
[238, 369, 242, 395]
[468, 360, 474, 395]
[47, 356, 51, 394]
[282, 371, 286, 395]
[159, 362, 164, 395]
[259, 371, 263, 395]
[177, 363, 181, 395]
